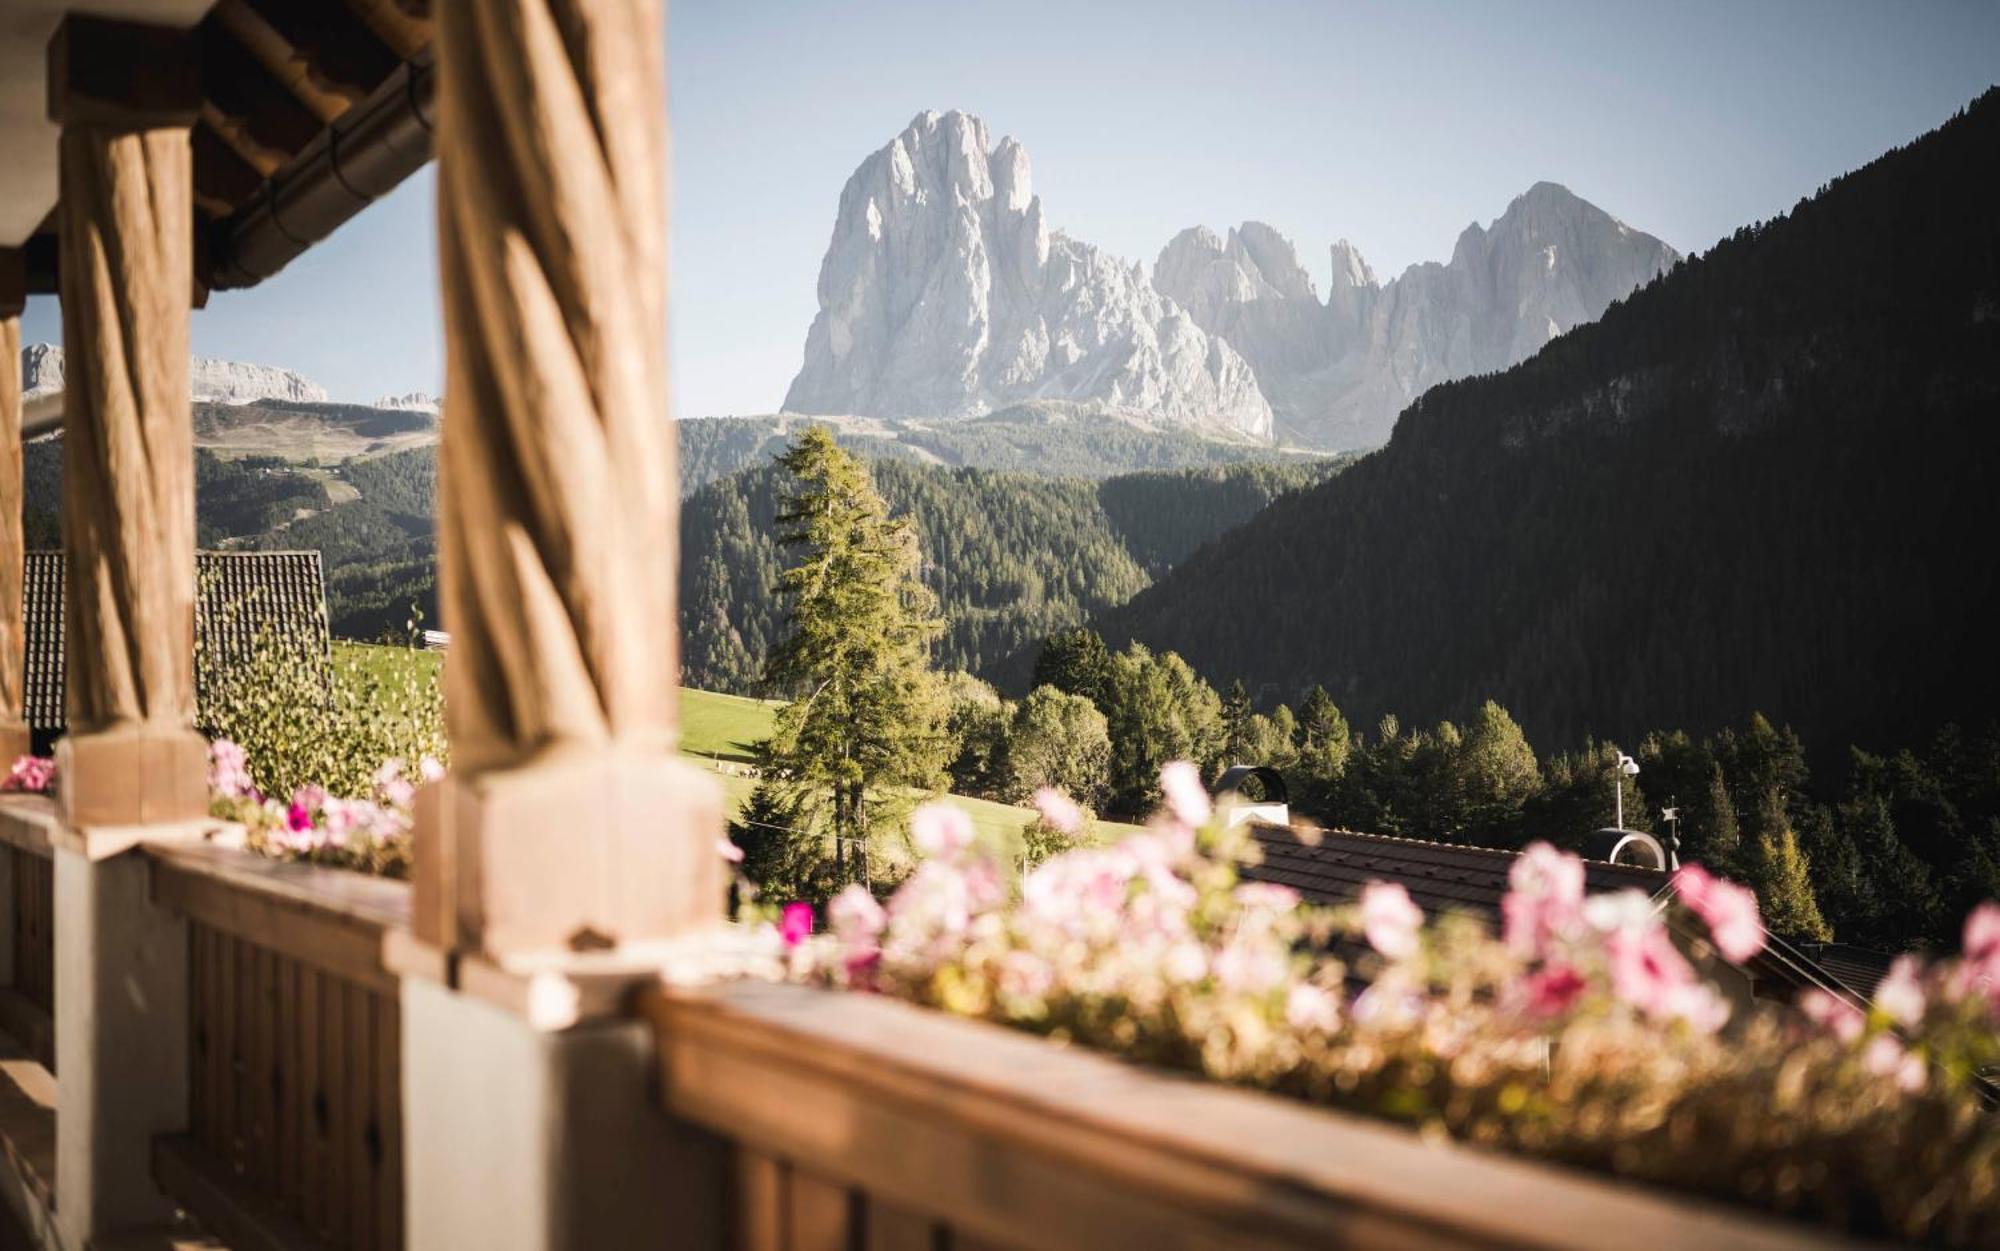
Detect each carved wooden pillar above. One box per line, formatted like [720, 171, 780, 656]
[47, 21, 201, 1246]
[414, 0, 722, 960]
[403, 7, 730, 1245]
[49, 17, 208, 831]
[0, 250, 29, 761]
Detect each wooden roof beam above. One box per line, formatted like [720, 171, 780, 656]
[211, 0, 353, 124]
[236, 0, 401, 105]
[345, 0, 435, 61]
[195, 24, 325, 174]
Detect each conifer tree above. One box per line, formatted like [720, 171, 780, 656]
[1033, 627, 1114, 710]
[1221, 680, 1254, 762]
[1295, 685, 1352, 784]
[754, 427, 949, 883]
[1754, 824, 1833, 942]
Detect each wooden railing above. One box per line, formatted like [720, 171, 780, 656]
[148, 841, 410, 1251]
[0, 797, 56, 1072]
[643, 980, 1857, 1251]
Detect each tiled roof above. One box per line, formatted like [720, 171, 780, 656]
[1242, 823, 1666, 923]
[23, 550, 331, 735]
[1245, 822, 1880, 1011]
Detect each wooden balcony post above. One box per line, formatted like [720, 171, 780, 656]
[398, 2, 728, 1247]
[0, 249, 29, 762]
[46, 18, 204, 1247]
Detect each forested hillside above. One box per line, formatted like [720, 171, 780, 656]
[1098, 90, 2000, 766]
[681, 459, 1339, 692]
[679, 406, 1333, 492]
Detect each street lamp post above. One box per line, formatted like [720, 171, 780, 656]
[1614, 752, 1641, 829]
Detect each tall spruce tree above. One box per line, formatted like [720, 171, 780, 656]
[753, 427, 949, 884]
[1754, 824, 1833, 942]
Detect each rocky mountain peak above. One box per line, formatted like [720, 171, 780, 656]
[784, 112, 1272, 438]
[20, 343, 330, 406]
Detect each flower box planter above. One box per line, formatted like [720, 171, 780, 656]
[643, 979, 1863, 1251]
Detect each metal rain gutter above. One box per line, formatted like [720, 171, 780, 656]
[205, 50, 436, 292]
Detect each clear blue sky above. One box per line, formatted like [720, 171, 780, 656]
[19, 0, 1999, 411]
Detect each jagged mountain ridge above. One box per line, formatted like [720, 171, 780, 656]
[1095, 90, 2000, 761]
[783, 110, 1274, 439]
[783, 110, 1679, 450]
[20, 342, 330, 406]
[1152, 184, 1680, 448]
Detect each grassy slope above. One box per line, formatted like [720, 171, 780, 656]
[333, 642, 1122, 844]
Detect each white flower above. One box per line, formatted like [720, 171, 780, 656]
[1158, 761, 1212, 827]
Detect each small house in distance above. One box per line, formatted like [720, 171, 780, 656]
[23, 550, 331, 749]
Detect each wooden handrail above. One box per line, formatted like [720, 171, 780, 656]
[146, 840, 410, 995]
[0, 795, 57, 861]
[147, 840, 408, 1251]
[644, 980, 1864, 1251]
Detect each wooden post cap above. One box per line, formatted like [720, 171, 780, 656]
[47, 16, 201, 129]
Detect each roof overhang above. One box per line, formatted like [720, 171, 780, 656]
[0, 1, 434, 297]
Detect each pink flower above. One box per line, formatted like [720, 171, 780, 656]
[206, 740, 255, 799]
[911, 802, 974, 859]
[285, 802, 313, 834]
[1673, 863, 1766, 964]
[778, 902, 814, 948]
[1158, 761, 1212, 828]
[1864, 1034, 1928, 1093]
[1965, 901, 2000, 968]
[3, 755, 55, 794]
[372, 758, 416, 810]
[1517, 963, 1589, 1019]
[1031, 787, 1084, 835]
[1502, 842, 1585, 958]
[1797, 988, 1865, 1043]
[1286, 983, 1342, 1033]
[827, 884, 886, 944]
[1605, 924, 1699, 1021]
[716, 838, 744, 864]
[1874, 955, 1926, 1029]
[418, 755, 446, 783]
[1360, 881, 1423, 961]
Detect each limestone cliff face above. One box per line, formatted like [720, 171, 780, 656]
[784, 111, 1273, 439]
[21, 342, 330, 406]
[1153, 184, 1680, 449]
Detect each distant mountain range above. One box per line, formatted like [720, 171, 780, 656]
[1093, 90, 2000, 762]
[21, 343, 330, 407]
[781, 110, 1678, 450]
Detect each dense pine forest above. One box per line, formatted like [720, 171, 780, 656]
[681, 458, 1340, 692]
[1097, 90, 2000, 769]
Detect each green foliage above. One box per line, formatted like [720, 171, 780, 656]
[1753, 824, 1833, 942]
[1102, 643, 1224, 815]
[680, 458, 1332, 694]
[942, 673, 1010, 797]
[1032, 627, 1114, 709]
[1004, 686, 1112, 807]
[197, 635, 446, 802]
[754, 428, 951, 878]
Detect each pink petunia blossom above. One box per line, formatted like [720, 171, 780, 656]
[1955, 902, 2000, 1007]
[1605, 924, 1699, 1021]
[3, 755, 55, 794]
[778, 902, 814, 948]
[1031, 787, 1084, 835]
[1286, 982, 1342, 1033]
[716, 838, 744, 864]
[1502, 842, 1586, 959]
[1874, 955, 1926, 1029]
[207, 739, 256, 799]
[1797, 988, 1865, 1043]
[911, 802, 974, 859]
[1673, 863, 1766, 964]
[286, 801, 313, 834]
[827, 883, 887, 944]
[1864, 1033, 1928, 1093]
[1158, 761, 1212, 828]
[1360, 880, 1423, 961]
[418, 755, 446, 783]
[372, 758, 416, 810]
[1516, 963, 1589, 1019]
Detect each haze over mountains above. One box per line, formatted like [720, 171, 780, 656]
[782, 110, 1679, 450]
